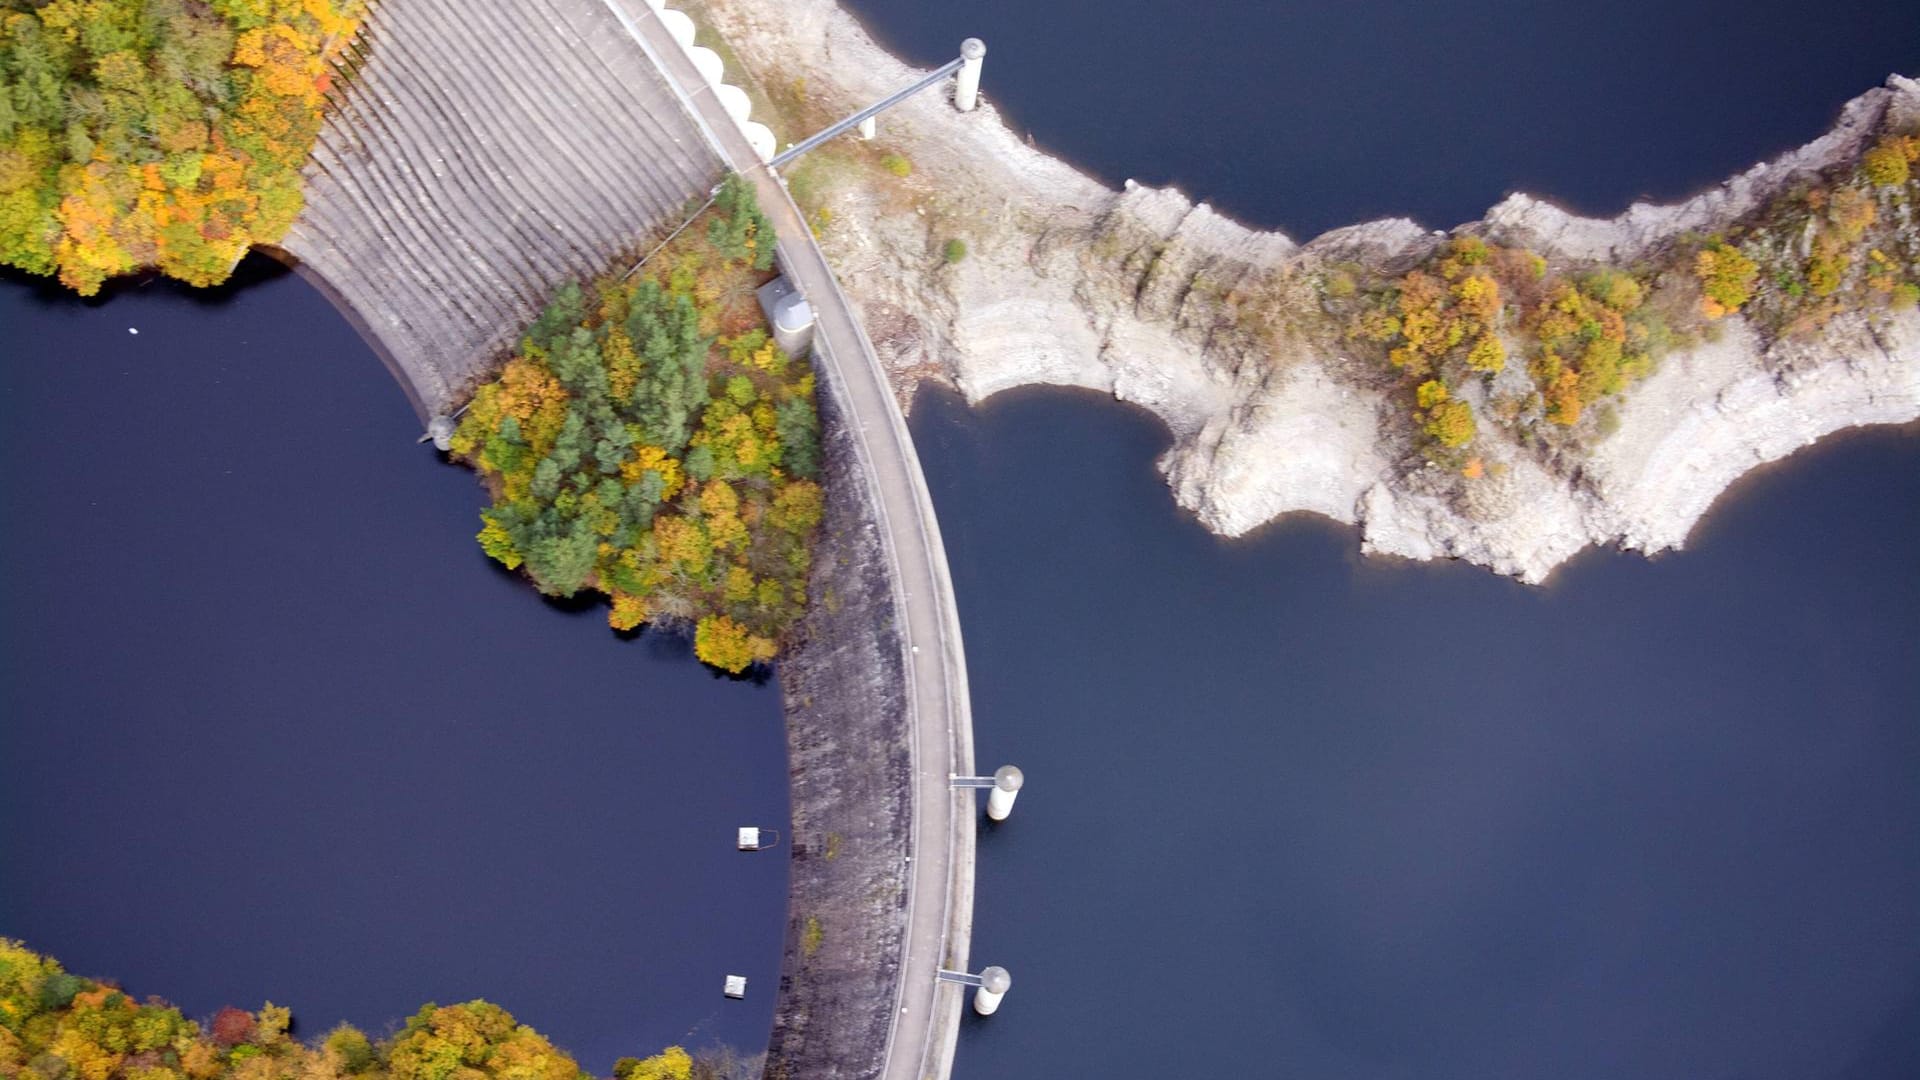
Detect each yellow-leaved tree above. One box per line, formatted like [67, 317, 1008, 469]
[0, 0, 362, 293]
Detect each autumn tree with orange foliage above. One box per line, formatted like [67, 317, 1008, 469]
[1301, 110, 1920, 468]
[1332, 229, 1675, 451]
[1693, 239, 1759, 319]
[0, 0, 361, 294]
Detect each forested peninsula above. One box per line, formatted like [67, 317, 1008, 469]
[690, 0, 1920, 583]
[449, 178, 825, 673]
[0, 942, 736, 1080]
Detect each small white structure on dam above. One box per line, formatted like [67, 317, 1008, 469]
[757, 276, 817, 357]
[644, 0, 778, 160]
[950, 764, 1024, 820]
[973, 966, 1011, 1015]
[938, 965, 1013, 1016]
[737, 826, 782, 851]
[986, 764, 1023, 821]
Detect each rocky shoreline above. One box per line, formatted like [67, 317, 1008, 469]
[689, 0, 1919, 583]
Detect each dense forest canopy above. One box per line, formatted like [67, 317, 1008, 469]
[0, 941, 728, 1080]
[452, 176, 824, 674]
[0, 0, 360, 294]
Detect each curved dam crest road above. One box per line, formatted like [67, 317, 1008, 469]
[608, 8, 982, 1079]
[281, 0, 979, 1069]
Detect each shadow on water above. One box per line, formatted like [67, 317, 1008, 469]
[464, 513, 772, 683]
[720, 662, 776, 688]
[538, 589, 608, 616]
[0, 253, 293, 310]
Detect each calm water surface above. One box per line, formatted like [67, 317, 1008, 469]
[840, 0, 1920, 237]
[833, 5, 1920, 1072]
[912, 387, 1919, 1080]
[4, 0, 1919, 1076]
[0, 262, 789, 1070]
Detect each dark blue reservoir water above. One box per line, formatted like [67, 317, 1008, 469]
[0, 262, 789, 1070]
[913, 387, 1919, 1080]
[841, 3, 1920, 1073]
[3, 1, 1918, 1077]
[840, 0, 1920, 238]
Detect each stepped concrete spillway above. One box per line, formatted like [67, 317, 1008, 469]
[278, 0, 723, 418]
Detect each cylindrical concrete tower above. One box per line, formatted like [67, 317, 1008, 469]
[427, 415, 456, 452]
[973, 966, 1011, 1016]
[985, 764, 1023, 821]
[954, 38, 986, 112]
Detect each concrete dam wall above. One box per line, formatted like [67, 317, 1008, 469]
[286, 3, 977, 1077]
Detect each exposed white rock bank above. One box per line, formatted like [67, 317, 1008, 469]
[693, 0, 1920, 583]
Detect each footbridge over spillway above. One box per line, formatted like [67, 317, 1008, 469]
[283, 2, 982, 1079]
